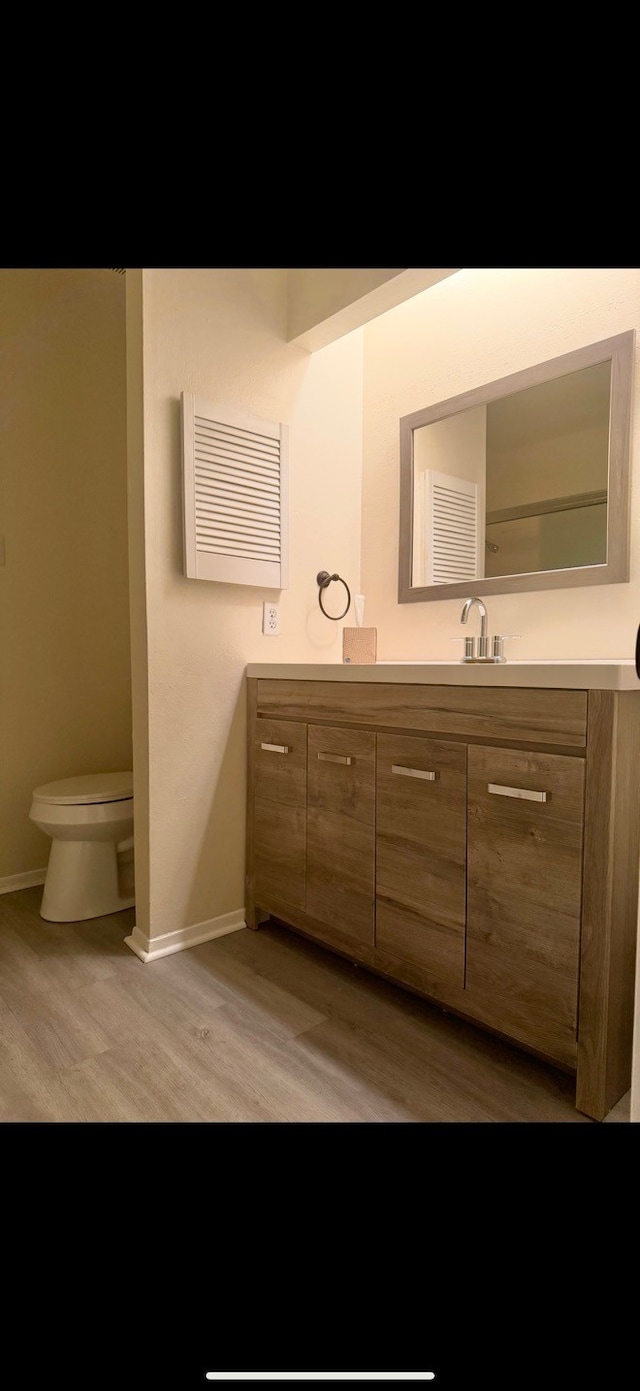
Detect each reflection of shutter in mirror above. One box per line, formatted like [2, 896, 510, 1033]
[421, 470, 480, 586]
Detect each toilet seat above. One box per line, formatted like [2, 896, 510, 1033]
[31, 772, 134, 806]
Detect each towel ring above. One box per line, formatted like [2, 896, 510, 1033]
[317, 570, 351, 621]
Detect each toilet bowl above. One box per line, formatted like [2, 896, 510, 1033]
[29, 772, 135, 922]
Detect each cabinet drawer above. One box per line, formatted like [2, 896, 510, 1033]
[466, 744, 585, 1064]
[308, 725, 375, 820]
[257, 680, 587, 747]
[254, 718, 306, 807]
[376, 734, 466, 989]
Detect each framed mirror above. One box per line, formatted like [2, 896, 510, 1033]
[398, 330, 635, 603]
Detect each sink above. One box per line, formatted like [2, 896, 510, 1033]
[246, 660, 639, 691]
[370, 658, 640, 690]
[376, 659, 633, 665]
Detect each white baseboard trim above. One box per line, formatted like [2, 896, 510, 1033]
[0, 868, 47, 896]
[124, 907, 246, 963]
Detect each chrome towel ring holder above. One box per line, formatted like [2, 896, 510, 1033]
[317, 570, 351, 620]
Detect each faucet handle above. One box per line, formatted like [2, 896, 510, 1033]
[492, 634, 521, 662]
[450, 636, 475, 662]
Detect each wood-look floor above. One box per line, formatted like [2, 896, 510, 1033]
[0, 886, 631, 1123]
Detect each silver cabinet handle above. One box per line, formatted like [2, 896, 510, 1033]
[488, 783, 548, 803]
[260, 742, 290, 754]
[392, 765, 437, 781]
[317, 752, 353, 765]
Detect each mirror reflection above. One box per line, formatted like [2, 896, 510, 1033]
[412, 362, 610, 587]
[399, 331, 634, 603]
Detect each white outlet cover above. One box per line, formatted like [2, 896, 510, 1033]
[262, 602, 279, 634]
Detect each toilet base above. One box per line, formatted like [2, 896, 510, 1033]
[40, 839, 135, 922]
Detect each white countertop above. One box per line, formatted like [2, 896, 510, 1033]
[246, 660, 640, 691]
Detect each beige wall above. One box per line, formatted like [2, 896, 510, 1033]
[0, 269, 132, 882]
[130, 268, 363, 947]
[361, 267, 640, 660]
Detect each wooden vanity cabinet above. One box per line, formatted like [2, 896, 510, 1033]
[246, 677, 640, 1120]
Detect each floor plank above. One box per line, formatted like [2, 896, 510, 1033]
[0, 886, 631, 1123]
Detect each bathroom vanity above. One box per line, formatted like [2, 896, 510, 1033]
[245, 661, 640, 1121]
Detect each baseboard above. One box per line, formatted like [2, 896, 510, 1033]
[0, 868, 47, 895]
[124, 907, 246, 963]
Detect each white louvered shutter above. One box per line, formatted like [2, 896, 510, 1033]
[181, 392, 289, 588]
[423, 470, 479, 585]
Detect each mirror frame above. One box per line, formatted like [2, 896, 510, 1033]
[398, 330, 635, 603]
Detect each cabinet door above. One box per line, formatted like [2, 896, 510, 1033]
[307, 725, 375, 947]
[466, 744, 585, 1063]
[376, 733, 466, 990]
[253, 718, 306, 912]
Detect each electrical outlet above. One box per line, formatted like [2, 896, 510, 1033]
[262, 602, 280, 635]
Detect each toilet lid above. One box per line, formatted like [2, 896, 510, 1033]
[32, 772, 134, 805]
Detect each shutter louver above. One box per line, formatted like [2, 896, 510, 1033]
[424, 470, 479, 585]
[181, 392, 289, 588]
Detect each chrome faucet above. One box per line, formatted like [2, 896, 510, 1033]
[460, 596, 488, 661]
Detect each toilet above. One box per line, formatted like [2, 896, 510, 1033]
[29, 772, 134, 923]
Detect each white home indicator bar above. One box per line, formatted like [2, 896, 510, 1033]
[205, 1376, 436, 1382]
